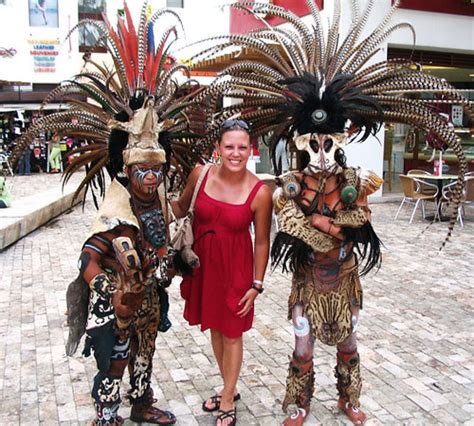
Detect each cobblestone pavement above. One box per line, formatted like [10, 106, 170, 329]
[0, 187, 473, 425]
[6, 172, 84, 200]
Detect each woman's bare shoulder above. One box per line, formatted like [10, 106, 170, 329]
[188, 163, 212, 185]
[247, 170, 262, 185]
[253, 180, 273, 206]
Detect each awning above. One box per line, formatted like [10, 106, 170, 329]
[0, 80, 30, 86]
[0, 103, 69, 113]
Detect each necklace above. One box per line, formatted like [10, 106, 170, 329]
[129, 189, 158, 211]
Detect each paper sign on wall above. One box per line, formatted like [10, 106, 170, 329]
[28, 38, 59, 73]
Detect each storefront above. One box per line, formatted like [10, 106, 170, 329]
[382, 51, 474, 193]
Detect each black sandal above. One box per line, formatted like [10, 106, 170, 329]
[202, 393, 241, 412]
[216, 407, 237, 426]
[129, 407, 176, 425]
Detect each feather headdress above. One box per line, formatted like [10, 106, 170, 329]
[189, 0, 472, 248]
[12, 1, 206, 205]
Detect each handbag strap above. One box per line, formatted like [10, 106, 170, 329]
[189, 163, 211, 213]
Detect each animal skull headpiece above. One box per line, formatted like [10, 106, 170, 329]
[109, 96, 167, 167]
[294, 130, 348, 173]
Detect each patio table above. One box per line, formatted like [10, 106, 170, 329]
[408, 173, 458, 221]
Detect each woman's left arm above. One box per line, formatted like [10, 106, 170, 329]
[237, 184, 273, 317]
[252, 184, 273, 282]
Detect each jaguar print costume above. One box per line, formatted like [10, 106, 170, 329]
[272, 167, 382, 425]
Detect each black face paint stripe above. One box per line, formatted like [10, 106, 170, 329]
[78, 251, 91, 274]
[309, 139, 319, 153]
[324, 138, 333, 152]
[132, 168, 163, 190]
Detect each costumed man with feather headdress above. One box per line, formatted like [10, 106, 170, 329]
[11, 2, 208, 424]
[185, 1, 470, 424]
[271, 88, 383, 425]
[72, 99, 177, 425]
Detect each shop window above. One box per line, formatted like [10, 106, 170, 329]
[78, 1, 107, 53]
[167, 0, 184, 8]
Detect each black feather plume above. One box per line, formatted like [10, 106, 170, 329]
[342, 222, 382, 276]
[271, 231, 314, 273]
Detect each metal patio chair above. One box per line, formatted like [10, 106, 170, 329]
[395, 174, 439, 223]
[441, 176, 474, 227]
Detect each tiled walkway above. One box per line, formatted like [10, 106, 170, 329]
[0, 181, 473, 425]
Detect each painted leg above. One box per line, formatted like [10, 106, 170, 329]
[283, 304, 315, 426]
[335, 314, 366, 425]
[129, 292, 176, 425]
[91, 372, 123, 426]
[89, 323, 127, 425]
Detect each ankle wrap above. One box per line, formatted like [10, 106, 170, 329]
[282, 355, 315, 413]
[92, 401, 123, 425]
[92, 373, 121, 405]
[335, 350, 362, 407]
[130, 386, 155, 414]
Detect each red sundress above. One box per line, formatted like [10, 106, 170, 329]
[180, 170, 264, 338]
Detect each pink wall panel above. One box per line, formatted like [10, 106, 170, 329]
[230, 0, 324, 34]
[396, 0, 474, 16]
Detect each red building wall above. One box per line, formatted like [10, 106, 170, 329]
[230, 0, 324, 34]
[396, 0, 474, 16]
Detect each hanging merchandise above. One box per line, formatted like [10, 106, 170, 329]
[13, 2, 207, 203]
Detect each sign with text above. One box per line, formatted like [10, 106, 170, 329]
[28, 38, 60, 73]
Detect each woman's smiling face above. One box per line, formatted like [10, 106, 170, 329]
[217, 130, 251, 172]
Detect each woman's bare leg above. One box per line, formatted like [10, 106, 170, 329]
[205, 329, 241, 417]
[217, 335, 243, 425]
[210, 329, 225, 376]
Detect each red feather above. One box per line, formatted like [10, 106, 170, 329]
[101, 11, 131, 92]
[124, 0, 139, 86]
[150, 27, 177, 92]
[116, 17, 134, 88]
[145, 41, 154, 89]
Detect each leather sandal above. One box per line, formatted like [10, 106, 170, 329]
[202, 393, 241, 412]
[129, 406, 176, 425]
[338, 398, 366, 425]
[216, 407, 237, 426]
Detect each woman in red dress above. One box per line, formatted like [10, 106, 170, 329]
[172, 120, 273, 425]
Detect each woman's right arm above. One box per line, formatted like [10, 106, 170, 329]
[170, 165, 203, 219]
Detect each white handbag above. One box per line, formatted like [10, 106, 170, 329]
[171, 163, 211, 271]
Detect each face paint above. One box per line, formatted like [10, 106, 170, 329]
[130, 165, 163, 194]
[294, 315, 310, 337]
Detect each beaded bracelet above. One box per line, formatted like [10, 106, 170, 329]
[251, 280, 264, 294]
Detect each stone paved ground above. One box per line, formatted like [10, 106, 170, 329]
[0, 184, 473, 425]
[6, 172, 84, 200]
